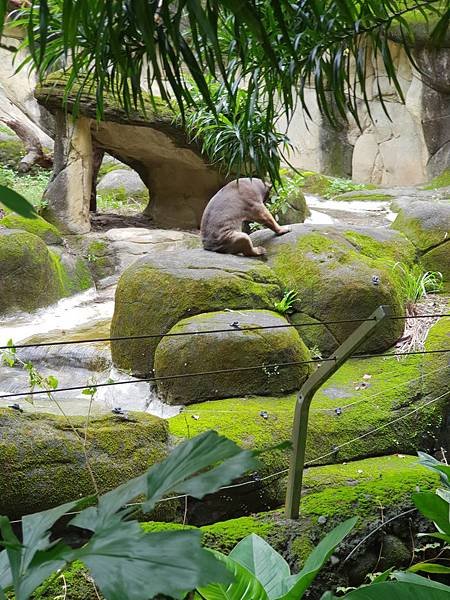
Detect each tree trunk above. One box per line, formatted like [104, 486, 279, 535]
[3, 118, 53, 172]
[90, 145, 105, 212]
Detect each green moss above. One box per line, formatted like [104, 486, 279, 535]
[391, 206, 449, 252]
[421, 242, 449, 290]
[0, 214, 61, 244]
[343, 230, 415, 265]
[169, 314, 449, 481]
[49, 251, 94, 297]
[269, 230, 405, 352]
[97, 161, 130, 179]
[36, 71, 173, 125]
[333, 193, 392, 202]
[423, 168, 450, 190]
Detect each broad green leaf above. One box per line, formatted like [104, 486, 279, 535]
[417, 452, 450, 487]
[0, 187, 36, 219]
[393, 571, 450, 590]
[277, 517, 357, 599]
[229, 534, 290, 599]
[0, 550, 11, 590]
[197, 550, 269, 600]
[340, 581, 450, 599]
[72, 431, 259, 532]
[78, 527, 230, 600]
[413, 491, 450, 535]
[408, 562, 450, 574]
[370, 568, 393, 583]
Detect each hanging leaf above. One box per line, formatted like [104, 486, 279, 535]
[0, 187, 37, 219]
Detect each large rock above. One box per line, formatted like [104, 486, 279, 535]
[36, 73, 227, 232]
[154, 310, 312, 404]
[251, 224, 408, 353]
[421, 242, 450, 290]
[111, 250, 283, 376]
[97, 168, 147, 197]
[0, 229, 63, 315]
[169, 313, 450, 510]
[392, 200, 450, 251]
[0, 409, 169, 519]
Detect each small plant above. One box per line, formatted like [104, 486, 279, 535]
[274, 290, 299, 314]
[391, 262, 443, 314]
[323, 177, 367, 199]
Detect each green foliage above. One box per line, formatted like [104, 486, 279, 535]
[197, 518, 357, 599]
[0, 166, 50, 215]
[391, 262, 444, 310]
[322, 178, 368, 199]
[0, 431, 260, 600]
[273, 290, 298, 315]
[181, 81, 291, 183]
[96, 188, 147, 215]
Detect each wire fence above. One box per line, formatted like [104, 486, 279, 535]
[2, 310, 449, 528]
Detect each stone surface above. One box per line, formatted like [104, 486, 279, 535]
[0, 229, 63, 315]
[391, 200, 450, 251]
[111, 249, 283, 376]
[421, 241, 450, 291]
[0, 409, 168, 519]
[97, 168, 147, 196]
[251, 224, 408, 353]
[154, 310, 312, 404]
[36, 73, 227, 231]
[42, 113, 93, 234]
[275, 189, 309, 226]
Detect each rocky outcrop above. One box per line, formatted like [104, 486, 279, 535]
[111, 249, 282, 376]
[391, 199, 450, 287]
[0, 409, 169, 519]
[36, 73, 226, 232]
[154, 310, 312, 404]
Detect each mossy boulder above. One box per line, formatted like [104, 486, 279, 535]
[27, 455, 439, 599]
[0, 214, 62, 244]
[111, 250, 283, 376]
[51, 249, 95, 295]
[0, 229, 64, 315]
[0, 409, 169, 519]
[251, 224, 407, 353]
[154, 310, 312, 404]
[275, 189, 309, 226]
[84, 238, 116, 282]
[169, 314, 449, 517]
[421, 241, 450, 290]
[391, 200, 450, 251]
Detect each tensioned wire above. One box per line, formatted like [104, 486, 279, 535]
[0, 313, 448, 351]
[0, 347, 449, 400]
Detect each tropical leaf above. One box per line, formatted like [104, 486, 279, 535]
[197, 549, 269, 600]
[408, 562, 450, 574]
[393, 570, 450, 589]
[412, 491, 450, 536]
[0, 186, 37, 218]
[229, 534, 290, 599]
[339, 581, 450, 599]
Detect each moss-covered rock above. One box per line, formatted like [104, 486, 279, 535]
[154, 310, 312, 404]
[391, 200, 450, 251]
[50, 249, 95, 295]
[421, 241, 450, 290]
[111, 250, 283, 376]
[423, 167, 450, 189]
[251, 224, 406, 353]
[0, 229, 65, 315]
[169, 313, 449, 514]
[0, 409, 169, 519]
[273, 189, 310, 226]
[26, 455, 439, 599]
[84, 238, 116, 282]
[0, 214, 62, 244]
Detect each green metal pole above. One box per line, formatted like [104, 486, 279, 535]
[285, 305, 392, 519]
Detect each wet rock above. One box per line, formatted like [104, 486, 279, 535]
[391, 200, 450, 252]
[154, 310, 312, 404]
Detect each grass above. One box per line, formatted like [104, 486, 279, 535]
[0, 165, 50, 210]
[273, 290, 298, 314]
[96, 188, 147, 215]
[391, 261, 444, 314]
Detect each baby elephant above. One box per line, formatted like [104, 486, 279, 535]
[201, 178, 290, 256]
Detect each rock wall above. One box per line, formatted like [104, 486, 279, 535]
[284, 41, 450, 186]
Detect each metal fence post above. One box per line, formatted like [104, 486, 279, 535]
[285, 305, 392, 519]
